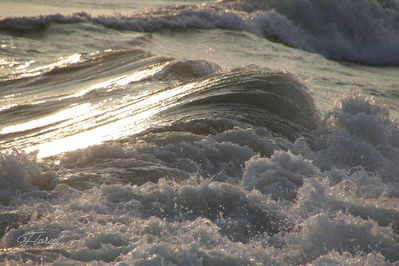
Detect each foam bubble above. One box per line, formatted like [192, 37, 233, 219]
[314, 94, 399, 182]
[288, 213, 399, 263]
[242, 151, 317, 201]
[0, 150, 47, 205]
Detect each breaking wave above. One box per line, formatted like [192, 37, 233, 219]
[1, 68, 399, 263]
[1, 0, 399, 65]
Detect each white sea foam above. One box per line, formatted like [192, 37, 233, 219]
[1, 0, 398, 64]
[1, 86, 399, 264]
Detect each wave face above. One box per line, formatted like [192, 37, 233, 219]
[1, 0, 399, 65]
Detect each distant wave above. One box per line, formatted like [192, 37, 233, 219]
[1, 0, 399, 65]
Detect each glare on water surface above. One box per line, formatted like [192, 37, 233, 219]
[1, 56, 206, 158]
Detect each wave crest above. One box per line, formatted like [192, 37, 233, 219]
[1, 0, 399, 65]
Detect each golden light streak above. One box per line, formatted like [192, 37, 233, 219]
[27, 79, 208, 158]
[64, 63, 170, 99]
[13, 54, 82, 79]
[0, 104, 92, 135]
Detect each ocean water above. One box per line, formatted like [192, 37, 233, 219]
[1, 0, 399, 264]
